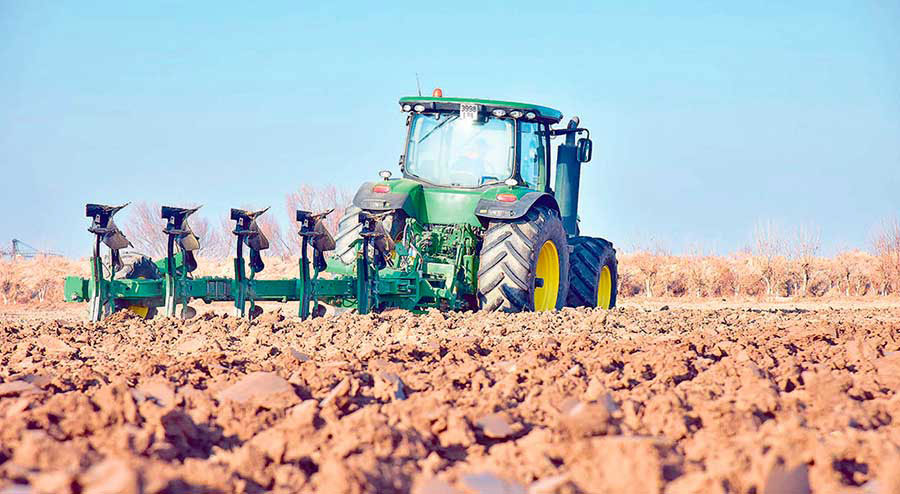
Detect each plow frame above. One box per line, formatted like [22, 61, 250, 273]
[65, 204, 480, 321]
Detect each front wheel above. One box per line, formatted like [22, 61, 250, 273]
[566, 237, 618, 309]
[477, 206, 570, 312]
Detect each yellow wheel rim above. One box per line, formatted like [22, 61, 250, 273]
[597, 265, 612, 309]
[122, 274, 152, 319]
[125, 304, 150, 318]
[534, 240, 560, 311]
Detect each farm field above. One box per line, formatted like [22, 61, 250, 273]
[1, 301, 898, 494]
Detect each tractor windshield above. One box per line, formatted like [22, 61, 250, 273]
[405, 112, 514, 187]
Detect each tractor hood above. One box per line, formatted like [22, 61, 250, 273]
[353, 178, 554, 227]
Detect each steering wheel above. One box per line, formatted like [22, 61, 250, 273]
[446, 170, 480, 186]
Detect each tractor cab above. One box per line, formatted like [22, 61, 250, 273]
[353, 93, 593, 237]
[398, 96, 565, 192]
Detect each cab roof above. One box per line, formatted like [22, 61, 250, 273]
[398, 96, 563, 124]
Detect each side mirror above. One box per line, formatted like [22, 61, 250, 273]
[577, 138, 593, 163]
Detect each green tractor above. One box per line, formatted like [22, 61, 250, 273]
[64, 92, 617, 320]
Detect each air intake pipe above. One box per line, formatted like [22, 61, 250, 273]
[554, 117, 581, 236]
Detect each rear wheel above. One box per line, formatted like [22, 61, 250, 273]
[332, 206, 364, 265]
[477, 206, 569, 312]
[113, 250, 161, 319]
[331, 205, 405, 266]
[566, 237, 618, 309]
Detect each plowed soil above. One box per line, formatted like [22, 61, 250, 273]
[1, 305, 899, 494]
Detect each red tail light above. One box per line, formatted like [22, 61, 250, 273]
[496, 193, 517, 202]
[373, 184, 390, 193]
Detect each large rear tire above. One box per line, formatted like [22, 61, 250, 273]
[331, 205, 406, 266]
[332, 206, 364, 265]
[111, 249, 161, 319]
[566, 237, 618, 309]
[477, 206, 569, 312]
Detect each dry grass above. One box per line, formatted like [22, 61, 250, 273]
[0, 257, 88, 306]
[3, 248, 899, 307]
[619, 250, 888, 299]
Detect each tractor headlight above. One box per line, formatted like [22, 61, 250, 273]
[491, 109, 507, 117]
[414, 104, 425, 112]
[525, 112, 536, 120]
[402, 104, 412, 112]
[509, 110, 523, 118]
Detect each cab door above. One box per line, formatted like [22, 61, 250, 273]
[517, 121, 549, 191]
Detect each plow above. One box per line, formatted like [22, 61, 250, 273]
[65, 91, 620, 321]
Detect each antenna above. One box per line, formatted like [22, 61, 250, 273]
[415, 73, 422, 97]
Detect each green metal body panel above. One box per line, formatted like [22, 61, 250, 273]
[64, 276, 89, 301]
[358, 177, 536, 226]
[154, 252, 183, 275]
[420, 188, 484, 226]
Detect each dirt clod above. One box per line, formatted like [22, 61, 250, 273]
[215, 371, 294, 404]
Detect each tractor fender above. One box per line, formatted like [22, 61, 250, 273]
[352, 181, 422, 216]
[475, 191, 560, 222]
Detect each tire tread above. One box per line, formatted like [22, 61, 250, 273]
[566, 236, 618, 308]
[477, 207, 569, 312]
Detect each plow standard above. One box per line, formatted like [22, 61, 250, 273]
[65, 92, 620, 321]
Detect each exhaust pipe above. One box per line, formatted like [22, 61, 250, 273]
[554, 117, 581, 236]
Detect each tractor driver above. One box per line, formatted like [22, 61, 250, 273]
[451, 138, 504, 186]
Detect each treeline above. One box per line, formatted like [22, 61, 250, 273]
[2, 249, 899, 307]
[3, 187, 899, 305]
[620, 219, 900, 299]
[620, 250, 890, 298]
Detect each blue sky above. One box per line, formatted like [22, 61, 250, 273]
[2, 1, 898, 257]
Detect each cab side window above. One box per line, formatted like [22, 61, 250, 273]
[518, 121, 545, 190]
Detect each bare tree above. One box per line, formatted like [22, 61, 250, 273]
[250, 212, 290, 258]
[0, 261, 17, 304]
[791, 225, 821, 297]
[285, 184, 354, 254]
[123, 202, 229, 260]
[190, 215, 229, 259]
[123, 202, 167, 258]
[834, 251, 853, 296]
[632, 254, 659, 297]
[832, 250, 874, 297]
[872, 218, 900, 295]
[752, 220, 787, 296]
[704, 256, 736, 297]
[627, 239, 668, 298]
[685, 243, 707, 297]
[731, 252, 761, 297]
